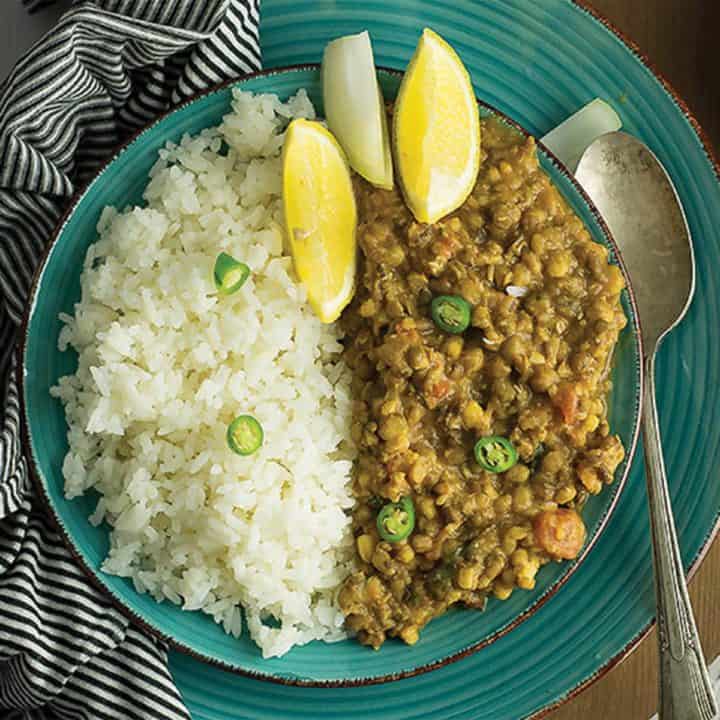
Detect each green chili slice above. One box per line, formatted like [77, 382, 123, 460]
[227, 415, 263, 456]
[431, 295, 471, 334]
[474, 436, 518, 473]
[376, 497, 415, 542]
[214, 252, 250, 295]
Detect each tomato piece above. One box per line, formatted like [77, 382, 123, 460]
[533, 508, 586, 560]
[430, 378, 451, 399]
[394, 319, 419, 339]
[423, 376, 451, 409]
[435, 234, 461, 259]
[553, 383, 579, 424]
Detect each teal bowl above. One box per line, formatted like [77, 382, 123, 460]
[20, 66, 642, 686]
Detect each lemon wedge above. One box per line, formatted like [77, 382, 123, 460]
[322, 31, 393, 189]
[282, 119, 357, 323]
[394, 28, 481, 224]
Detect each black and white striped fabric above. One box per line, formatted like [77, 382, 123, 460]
[0, 2, 261, 717]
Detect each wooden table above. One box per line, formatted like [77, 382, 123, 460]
[549, 2, 720, 718]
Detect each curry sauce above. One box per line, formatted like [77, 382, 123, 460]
[338, 117, 627, 649]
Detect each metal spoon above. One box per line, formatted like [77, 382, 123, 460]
[576, 132, 718, 720]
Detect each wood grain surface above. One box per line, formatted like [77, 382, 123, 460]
[549, 2, 719, 719]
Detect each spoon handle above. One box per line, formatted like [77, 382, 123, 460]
[643, 351, 719, 720]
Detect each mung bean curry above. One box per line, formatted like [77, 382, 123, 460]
[338, 116, 627, 649]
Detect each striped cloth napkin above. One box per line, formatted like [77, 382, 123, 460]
[0, 2, 259, 717]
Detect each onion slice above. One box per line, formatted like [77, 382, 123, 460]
[322, 31, 393, 189]
[540, 98, 622, 173]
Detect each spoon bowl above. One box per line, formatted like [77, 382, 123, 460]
[576, 131, 694, 352]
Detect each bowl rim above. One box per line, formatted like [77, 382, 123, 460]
[18, 62, 644, 689]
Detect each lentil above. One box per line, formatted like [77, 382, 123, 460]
[338, 117, 626, 649]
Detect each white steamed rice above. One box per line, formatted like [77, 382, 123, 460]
[51, 89, 357, 658]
